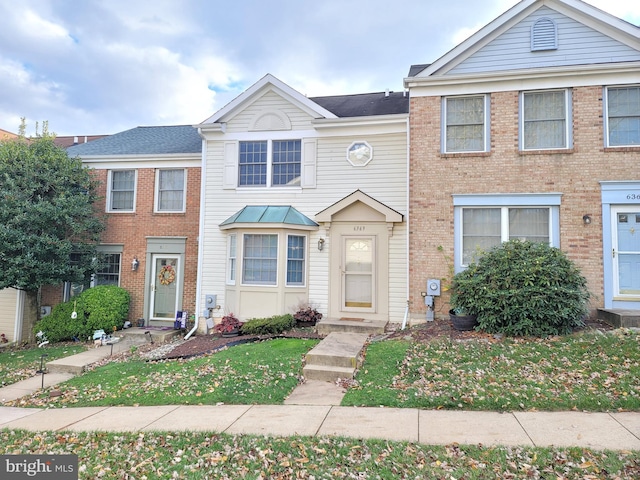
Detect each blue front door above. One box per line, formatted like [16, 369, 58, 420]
[615, 211, 640, 296]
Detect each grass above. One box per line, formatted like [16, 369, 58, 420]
[0, 343, 87, 387]
[343, 330, 640, 411]
[8, 338, 319, 407]
[1, 429, 639, 479]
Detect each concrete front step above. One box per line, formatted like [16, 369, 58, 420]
[303, 364, 357, 382]
[317, 317, 387, 335]
[303, 332, 369, 382]
[598, 309, 640, 328]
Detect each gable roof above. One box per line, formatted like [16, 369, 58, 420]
[201, 74, 338, 126]
[66, 125, 201, 156]
[407, 0, 640, 80]
[316, 190, 403, 223]
[201, 74, 409, 129]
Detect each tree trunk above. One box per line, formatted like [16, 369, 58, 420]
[20, 290, 39, 344]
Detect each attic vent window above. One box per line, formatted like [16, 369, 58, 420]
[531, 18, 557, 51]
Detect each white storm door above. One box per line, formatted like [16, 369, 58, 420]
[613, 209, 640, 297]
[150, 255, 180, 320]
[342, 237, 375, 311]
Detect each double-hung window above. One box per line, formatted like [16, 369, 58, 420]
[108, 170, 136, 212]
[95, 253, 121, 286]
[156, 169, 186, 212]
[605, 86, 640, 147]
[286, 235, 306, 286]
[242, 234, 278, 285]
[239, 140, 301, 187]
[443, 95, 489, 153]
[521, 90, 571, 150]
[454, 194, 561, 270]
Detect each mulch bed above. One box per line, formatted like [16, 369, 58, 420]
[164, 329, 325, 359]
[156, 318, 615, 360]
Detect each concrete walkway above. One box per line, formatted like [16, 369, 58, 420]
[1, 337, 640, 450]
[1, 403, 640, 450]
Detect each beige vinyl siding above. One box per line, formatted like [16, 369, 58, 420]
[0, 289, 18, 343]
[200, 128, 408, 321]
[224, 91, 316, 133]
[448, 7, 640, 75]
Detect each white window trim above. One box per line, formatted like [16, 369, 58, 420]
[154, 168, 187, 213]
[238, 139, 301, 189]
[226, 234, 236, 285]
[520, 89, 572, 151]
[442, 94, 490, 153]
[106, 169, 137, 213]
[453, 193, 562, 271]
[240, 233, 279, 287]
[604, 85, 640, 148]
[285, 234, 307, 287]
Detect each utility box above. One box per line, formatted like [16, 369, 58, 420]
[427, 279, 441, 296]
[205, 294, 217, 308]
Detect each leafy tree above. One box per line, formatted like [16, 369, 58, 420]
[0, 128, 105, 338]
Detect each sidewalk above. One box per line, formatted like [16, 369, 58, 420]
[1, 403, 640, 450]
[1, 341, 639, 451]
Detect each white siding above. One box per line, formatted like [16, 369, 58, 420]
[200, 125, 408, 321]
[448, 6, 640, 75]
[224, 91, 316, 133]
[0, 289, 18, 343]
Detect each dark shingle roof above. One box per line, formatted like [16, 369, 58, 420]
[66, 125, 201, 156]
[310, 91, 408, 117]
[407, 64, 430, 77]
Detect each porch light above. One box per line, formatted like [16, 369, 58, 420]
[132, 257, 140, 271]
[582, 214, 592, 225]
[318, 238, 325, 251]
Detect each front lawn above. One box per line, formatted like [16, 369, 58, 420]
[343, 330, 640, 411]
[7, 338, 318, 407]
[0, 344, 87, 387]
[1, 429, 639, 479]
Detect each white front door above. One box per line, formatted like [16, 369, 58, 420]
[342, 236, 375, 312]
[150, 255, 180, 320]
[613, 208, 640, 297]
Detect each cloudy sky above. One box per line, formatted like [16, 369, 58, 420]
[1, 0, 638, 136]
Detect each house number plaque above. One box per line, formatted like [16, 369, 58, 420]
[354, 226, 366, 231]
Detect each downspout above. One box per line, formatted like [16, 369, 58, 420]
[14, 289, 25, 343]
[185, 130, 207, 340]
[402, 111, 411, 329]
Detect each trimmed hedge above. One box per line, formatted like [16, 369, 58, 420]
[241, 314, 295, 335]
[451, 240, 590, 337]
[34, 286, 130, 342]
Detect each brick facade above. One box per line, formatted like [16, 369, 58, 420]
[41, 166, 201, 323]
[408, 86, 640, 320]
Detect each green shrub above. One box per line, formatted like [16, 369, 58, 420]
[80, 285, 130, 335]
[450, 240, 590, 337]
[34, 300, 86, 343]
[241, 314, 295, 335]
[34, 286, 130, 342]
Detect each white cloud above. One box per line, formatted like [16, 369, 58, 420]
[0, 0, 637, 135]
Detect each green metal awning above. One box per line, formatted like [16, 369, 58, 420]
[220, 206, 318, 230]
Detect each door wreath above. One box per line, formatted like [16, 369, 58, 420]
[158, 264, 176, 286]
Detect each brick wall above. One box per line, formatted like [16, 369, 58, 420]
[409, 86, 638, 319]
[41, 166, 201, 323]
